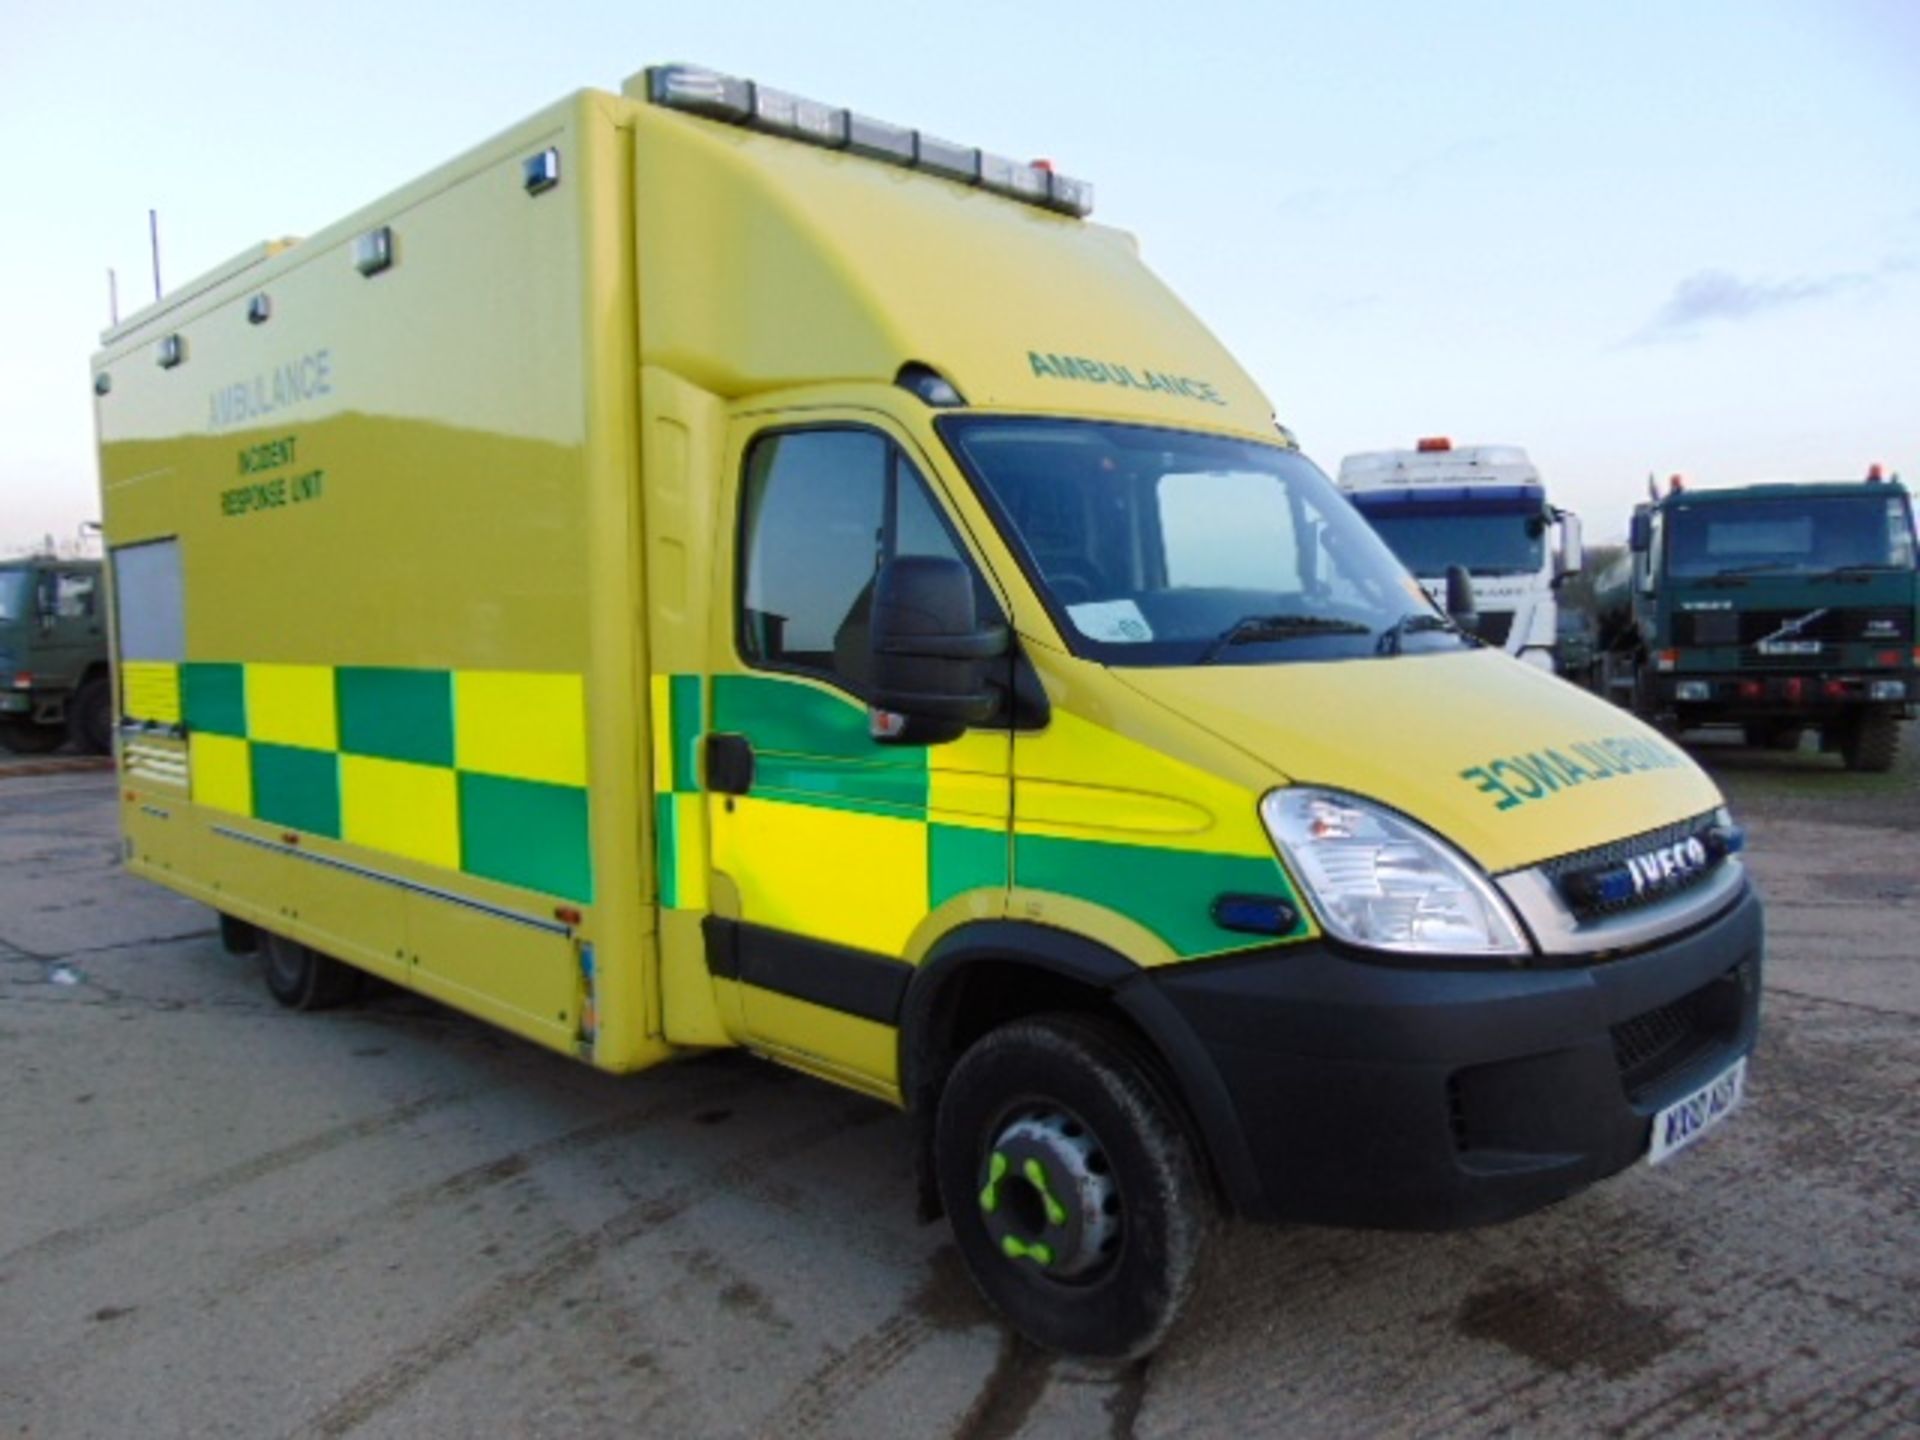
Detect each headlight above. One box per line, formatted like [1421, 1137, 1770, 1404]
[1260, 788, 1529, 957]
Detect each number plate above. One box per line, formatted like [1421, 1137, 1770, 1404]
[1648, 1056, 1745, 1165]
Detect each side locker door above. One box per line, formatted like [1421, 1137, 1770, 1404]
[705, 416, 1012, 1097]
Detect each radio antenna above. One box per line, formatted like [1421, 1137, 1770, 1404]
[149, 208, 162, 300]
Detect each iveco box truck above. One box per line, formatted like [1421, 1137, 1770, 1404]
[93, 65, 1762, 1357]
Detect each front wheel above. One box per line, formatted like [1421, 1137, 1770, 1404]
[69, 678, 114, 756]
[934, 1014, 1212, 1360]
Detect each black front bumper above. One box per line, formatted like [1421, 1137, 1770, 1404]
[1145, 884, 1763, 1230]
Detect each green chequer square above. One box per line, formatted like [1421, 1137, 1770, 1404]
[251, 742, 341, 838]
[459, 772, 592, 903]
[337, 667, 454, 767]
[181, 662, 247, 737]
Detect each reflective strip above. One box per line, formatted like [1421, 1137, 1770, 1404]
[210, 825, 570, 935]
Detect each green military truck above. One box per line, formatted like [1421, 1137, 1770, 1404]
[1592, 472, 1918, 771]
[0, 555, 113, 755]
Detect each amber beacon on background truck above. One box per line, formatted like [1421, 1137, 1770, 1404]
[91, 63, 1763, 1359]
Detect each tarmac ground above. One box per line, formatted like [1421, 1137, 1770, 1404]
[0, 725, 1914, 1438]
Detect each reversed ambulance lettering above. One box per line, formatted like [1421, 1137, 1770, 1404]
[1458, 735, 1686, 812]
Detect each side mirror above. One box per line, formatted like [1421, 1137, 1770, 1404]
[1445, 564, 1479, 638]
[1628, 511, 1651, 554]
[867, 556, 1007, 746]
[1555, 512, 1584, 580]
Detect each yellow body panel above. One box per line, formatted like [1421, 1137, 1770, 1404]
[246, 664, 339, 751]
[1115, 650, 1722, 875]
[454, 671, 589, 786]
[189, 733, 252, 815]
[338, 755, 462, 870]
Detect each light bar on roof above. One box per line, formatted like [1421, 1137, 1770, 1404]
[643, 64, 1094, 218]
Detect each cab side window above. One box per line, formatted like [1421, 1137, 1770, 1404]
[54, 571, 98, 620]
[739, 428, 989, 692]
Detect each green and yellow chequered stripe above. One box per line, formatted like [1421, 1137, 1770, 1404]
[123, 660, 592, 904]
[650, 673, 707, 910]
[657, 672, 1305, 960]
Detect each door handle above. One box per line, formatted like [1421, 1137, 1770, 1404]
[705, 733, 755, 796]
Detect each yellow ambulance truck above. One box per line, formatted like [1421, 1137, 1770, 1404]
[92, 65, 1762, 1357]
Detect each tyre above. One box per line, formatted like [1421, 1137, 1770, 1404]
[1842, 714, 1900, 774]
[263, 932, 361, 1011]
[0, 720, 65, 755]
[69, 677, 114, 756]
[934, 1013, 1211, 1359]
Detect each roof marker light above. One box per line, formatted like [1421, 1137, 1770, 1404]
[354, 226, 394, 277]
[523, 147, 562, 195]
[753, 86, 849, 146]
[915, 133, 980, 184]
[847, 113, 916, 164]
[1867, 463, 1885, 482]
[1417, 436, 1451, 452]
[980, 152, 1050, 203]
[647, 64, 752, 121]
[642, 64, 1095, 217]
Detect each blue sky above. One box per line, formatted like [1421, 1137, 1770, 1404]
[2, 0, 1914, 552]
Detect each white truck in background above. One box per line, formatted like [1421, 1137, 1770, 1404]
[1337, 438, 1582, 671]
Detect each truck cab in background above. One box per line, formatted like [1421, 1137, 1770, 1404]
[1337, 439, 1581, 671]
[0, 556, 112, 755]
[1592, 472, 1918, 771]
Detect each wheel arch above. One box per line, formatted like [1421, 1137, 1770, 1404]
[898, 920, 1263, 1220]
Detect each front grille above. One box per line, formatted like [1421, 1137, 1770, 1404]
[1678, 606, 1910, 648]
[1610, 965, 1747, 1097]
[1476, 611, 1515, 647]
[1538, 811, 1725, 922]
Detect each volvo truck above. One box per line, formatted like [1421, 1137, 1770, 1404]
[1592, 472, 1917, 771]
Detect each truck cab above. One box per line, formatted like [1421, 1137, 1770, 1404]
[0, 556, 112, 754]
[1598, 474, 1918, 770]
[1337, 439, 1582, 670]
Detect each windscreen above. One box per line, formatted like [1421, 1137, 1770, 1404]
[1360, 510, 1546, 577]
[0, 569, 32, 623]
[939, 417, 1460, 667]
[1667, 495, 1917, 578]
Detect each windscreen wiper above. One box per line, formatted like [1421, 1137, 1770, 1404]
[1711, 561, 1794, 577]
[1374, 611, 1464, 656]
[1812, 563, 1898, 582]
[1198, 613, 1371, 665]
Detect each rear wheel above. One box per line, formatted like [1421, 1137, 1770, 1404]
[263, 932, 361, 1011]
[0, 720, 64, 754]
[69, 678, 114, 756]
[1842, 714, 1900, 774]
[934, 1014, 1211, 1360]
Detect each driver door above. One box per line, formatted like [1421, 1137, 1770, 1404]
[704, 415, 1011, 1095]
